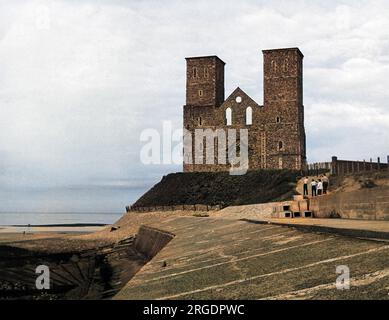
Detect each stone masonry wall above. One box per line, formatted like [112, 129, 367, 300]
[310, 186, 389, 220]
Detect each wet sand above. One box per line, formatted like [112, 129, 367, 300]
[0, 211, 195, 300]
[0, 225, 106, 234]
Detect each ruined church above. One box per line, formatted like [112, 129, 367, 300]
[183, 48, 307, 172]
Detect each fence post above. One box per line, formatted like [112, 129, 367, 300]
[331, 156, 338, 175]
[387, 156, 389, 171]
[378, 157, 381, 171]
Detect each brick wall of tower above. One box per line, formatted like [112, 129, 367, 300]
[262, 48, 306, 170]
[184, 88, 266, 173]
[184, 56, 226, 172]
[185, 56, 225, 107]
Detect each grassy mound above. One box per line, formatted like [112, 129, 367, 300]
[132, 170, 300, 208]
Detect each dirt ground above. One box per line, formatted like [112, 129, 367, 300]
[330, 171, 389, 193]
[0, 211, 198, 254]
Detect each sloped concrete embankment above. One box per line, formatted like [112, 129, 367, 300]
[0, 226, 174, 300]
[310, 186, 389, 221]
[114, 216, 389, 300]
[135, 226, 175, 259]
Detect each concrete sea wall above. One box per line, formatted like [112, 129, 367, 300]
[310, 186, 389, 220]
[135, 225, 175, 259]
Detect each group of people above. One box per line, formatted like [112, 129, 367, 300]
[303, 174, 329, 197]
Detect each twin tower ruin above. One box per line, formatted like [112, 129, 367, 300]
[183, 48, 307, 173]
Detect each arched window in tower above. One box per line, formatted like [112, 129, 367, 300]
[246, 107, 252, 125]
[276, 116, 281, 123]
[278, 141, 284, 151]
[226, 108, 232, 126]
[192, 67, 198, 78]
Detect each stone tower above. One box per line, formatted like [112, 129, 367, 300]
[185, 56, 225, 107]
[262, 48, 306, 170]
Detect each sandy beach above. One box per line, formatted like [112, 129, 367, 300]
[0, 224, 107, 245]
[0, 225, 106, 235]
[0, 211, 196, 300]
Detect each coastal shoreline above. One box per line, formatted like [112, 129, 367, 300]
[8, 223, 107, 227]
[0, 224, 107, 236]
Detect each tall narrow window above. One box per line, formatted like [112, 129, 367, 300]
[276, 116, 281, 123]
[271, 60, 278, 73]
[226, 108, 232, 126]
[283, 58, 289, 72]
[204, 67, 209, 78]
[198, 89, 203, 97]
[246, 107, 253, 125]
[278, 157, 283, 169]
[193, 67, 197, 78]
[278, 141, 284, 151]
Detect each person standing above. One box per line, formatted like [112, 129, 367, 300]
[322, 174, 329, 194]
[317, 179, 323, 196]
[303, 177, 309, 196]
[311, 179, 317, 197]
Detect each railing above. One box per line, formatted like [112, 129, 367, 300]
[306, 156, 389, 177]
[126, 204, 223, 213]
[331, 156, 389, 176]
[306, 162, 332, 176]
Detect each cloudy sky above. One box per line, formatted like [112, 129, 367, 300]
[1, 0, 389, 213]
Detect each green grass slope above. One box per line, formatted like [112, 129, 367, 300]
[132, 170, 300, 208]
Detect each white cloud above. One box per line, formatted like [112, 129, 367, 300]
[0, 0, 389, 211]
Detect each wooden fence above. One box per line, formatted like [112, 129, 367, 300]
[331, 156, 389, 176]
[307, 156, 389, 177]
[126, 204, 223, 213]
[306, 162, 332, 176]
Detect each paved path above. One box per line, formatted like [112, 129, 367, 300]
[267, 218, 389, 241]
[210, 207, 389, 241]
[296, 174, 332, 198]
[270, 218, 389, 233]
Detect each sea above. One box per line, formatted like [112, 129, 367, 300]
[0, 212, 123, 226]
[0, 186, 148, 226]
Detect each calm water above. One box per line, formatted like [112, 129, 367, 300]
[0, 185, 147, 226]
[0, 212, 123, 226]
